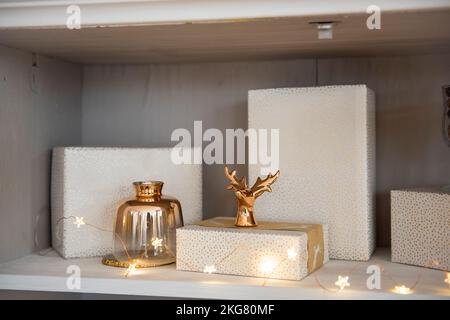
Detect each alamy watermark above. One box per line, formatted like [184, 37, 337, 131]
[366, 265, 381, 290]
[66, 5, 81, 30]
[66, 265, 81, 290]
[64, 4, 381, 31]
[171, 121, 279, 175]
[366, 5, 381, 30]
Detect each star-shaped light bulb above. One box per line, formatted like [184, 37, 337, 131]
[151, 237, 163, 250]
[287, 248, 298, 261]
[335, 275, 350, 291]
[203, 265, 216, 274]
[125, 263, 137, 277]
[259, 257, 277, 275]
[444, 273, 450, 288]
[393, 285, 411, 295]
[73, 216, 85, 228]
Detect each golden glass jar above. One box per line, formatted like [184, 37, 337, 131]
[111, 181, 183, 268]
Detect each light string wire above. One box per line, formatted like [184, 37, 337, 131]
[312, 264, 359, 293]
[261, 256, 290, 287]
[34, 215, 449, 292]
[376, 260, 442, 291]
[34, 214, 53, 256]
[35, 214, 132, 260]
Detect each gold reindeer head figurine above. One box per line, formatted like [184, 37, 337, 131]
[224, 166, 280, 227]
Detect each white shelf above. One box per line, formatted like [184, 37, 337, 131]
[0, 0, 449, 63]
[0, 248, 448, 299]
[1, 0, 449, 29]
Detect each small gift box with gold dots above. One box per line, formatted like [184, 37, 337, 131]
[176, 217, 329, 280]
[391, 188, 450, 271]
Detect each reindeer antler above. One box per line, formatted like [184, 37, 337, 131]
[250, 170, 280, 198]
[224, 166, 248, 191]
[224, 166, 281, 227]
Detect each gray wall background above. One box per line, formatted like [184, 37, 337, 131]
[81, 60, 316, 227]
[81, 54, 450, 247]
[0, 45, 82, 263]
[318, 54, 450, 246]
[0, 47, 449, 265]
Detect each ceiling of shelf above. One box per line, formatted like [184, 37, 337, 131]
[0, 8, 449, 64]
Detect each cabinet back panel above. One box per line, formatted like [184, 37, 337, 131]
[79, 54, 450, 247]
[318, 54, 450, 246]
[81, 60, 316, 224]
[0, 45, 82, 262]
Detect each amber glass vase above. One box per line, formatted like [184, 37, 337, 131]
[111, 181, 183, 267]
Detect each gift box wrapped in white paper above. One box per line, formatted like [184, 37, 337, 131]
[248, 85, 376, 261]
[176, 217, 329, 280]
[51, 147, 202, 259]
[391, 188, 449, 271]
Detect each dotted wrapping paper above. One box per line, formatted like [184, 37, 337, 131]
[51, 147, 202, 258]
[176, 218, 329, 281]
[248, 85, 376, 261]
[391, 189, 450, 271]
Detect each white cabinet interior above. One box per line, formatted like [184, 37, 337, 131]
[0, 0, 449, 298]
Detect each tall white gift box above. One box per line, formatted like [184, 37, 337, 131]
[391, 189, 449, 271]
[51, 147, 202, 258]
[248, 85, 376, 261]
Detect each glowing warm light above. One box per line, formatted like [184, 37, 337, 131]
[203, 265, 217, 274]
[259, 257, 278, 275]
[431, 260, 440, 267]
[73, 216, 85, 228]
[125, 263, 137, 277]
[444, 273, 450, 287]
[287, 248, 298, 261]
[334, 275, 350, 290]
[151, 237, 163, 249]
[393, 285, 411, 295]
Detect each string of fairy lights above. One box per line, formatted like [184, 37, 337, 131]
[38, 215, 450, 295]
